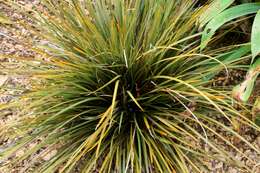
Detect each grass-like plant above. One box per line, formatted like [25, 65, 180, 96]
[1, 0, 260, 172]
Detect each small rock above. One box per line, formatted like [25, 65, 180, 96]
[256, 136, 260, 147]
[14, 44, 23, 49]
[0, 95, 14, 103]
[28, 142, 37, 149]
[228, 168, 238, 173]
[42, 150, 57, 161]
[0, 75, 8, 86]
[214, 162, 223, 169]
[25, 4, 33, 11]
[16, 150, 25, 157]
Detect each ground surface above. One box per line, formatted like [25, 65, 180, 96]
[0, 1, 260, 173]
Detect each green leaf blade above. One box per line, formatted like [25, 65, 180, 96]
[252, 10, 260, 60]
[199, 0, 235, 28]
[201, 3, 260, 50]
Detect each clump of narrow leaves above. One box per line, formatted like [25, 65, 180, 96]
[1, 0, 260, 173]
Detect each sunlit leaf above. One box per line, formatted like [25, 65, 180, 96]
[199, 0, 235, 28]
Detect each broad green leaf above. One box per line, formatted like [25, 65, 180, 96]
[201, 3, 260, 50]
[232, 58, 260, 102]
[252, 10, 260, 61]
[199, 0, 235, 28]
[0, 13, 12, 24]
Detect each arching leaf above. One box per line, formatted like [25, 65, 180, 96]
[252, 10, 260, 61]
[199, 0, 235, 28]
[201, 3, 260, 50]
